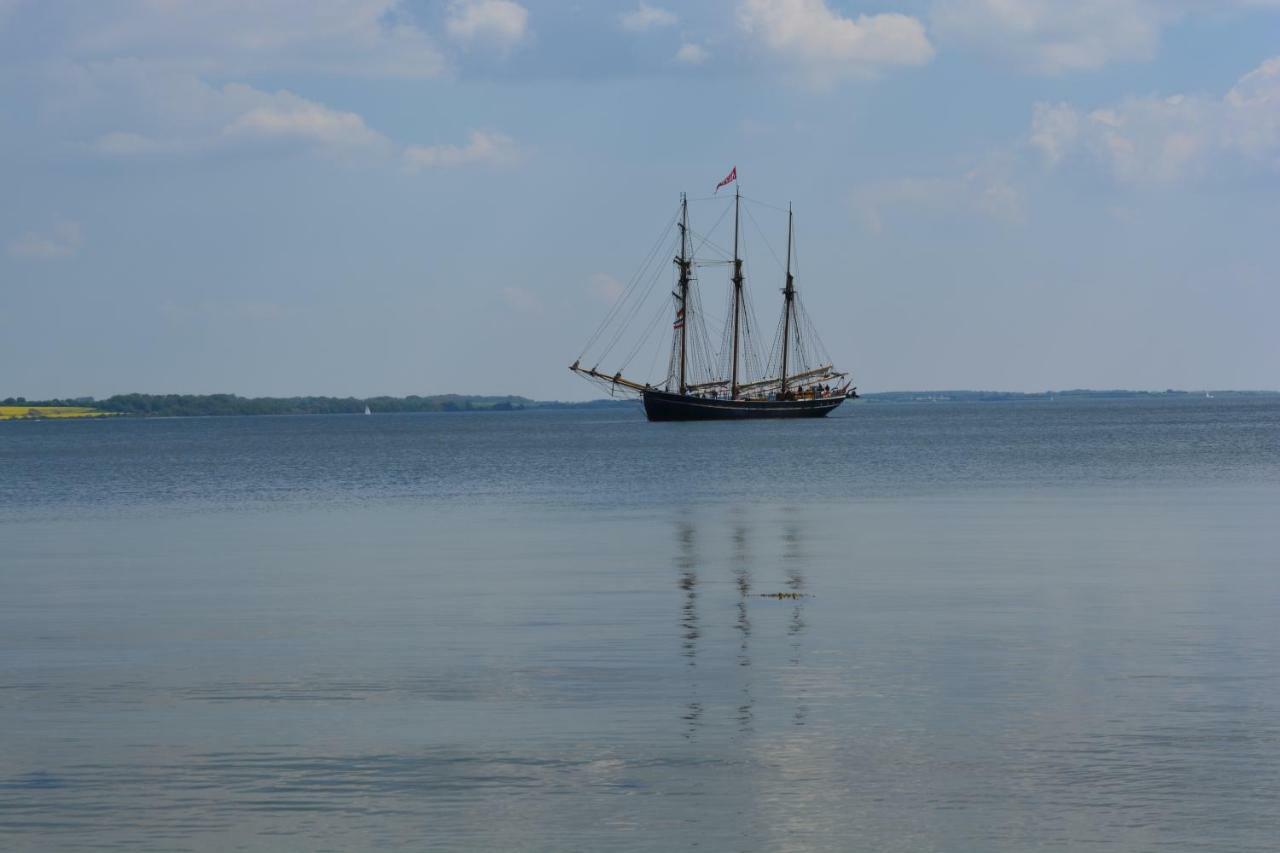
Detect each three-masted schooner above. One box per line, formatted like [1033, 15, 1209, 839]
[570, 173, 857, 421]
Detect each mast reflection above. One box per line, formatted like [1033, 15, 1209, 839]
[781, 512, 808, 726]
[675, 519, 701, 737]
[732, 517, 754, 734]
[671, 510, 813, 737]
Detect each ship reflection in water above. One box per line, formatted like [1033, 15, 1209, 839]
[732, 517, 754, 734]
[783, 512, 810, 727]
[675, 521, 702, 736]
[673, 508, 811, 740]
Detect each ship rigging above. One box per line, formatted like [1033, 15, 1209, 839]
[570, 174, 857, 421]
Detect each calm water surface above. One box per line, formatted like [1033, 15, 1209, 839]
[3, 398, 1279, 851]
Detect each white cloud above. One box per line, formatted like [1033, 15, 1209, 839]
[1226, 56, 1280, 166]
[500, 285, 542, 313]
[853, 160, 1023, 233]
[588, 273, 625, 304]
[1030, 56, 1280, 183]
[403, 131, 521, 170]
[932, 0, 1162, 73]
[56, 64, 515, 172]
[932, 0, 1280, 74]
[75, 73, 394, 160]
[445, 0, 529, 51]
[620, 3, 678, 32]
[62, 0, 445, 78]
[737, 0, 933, 84]
[8, 220, 82, 259]
[1028, 102, 1080, 165]
[674, 43, 710, 65]
[9, 5, 532, 173]
[221, 93, 392, 154]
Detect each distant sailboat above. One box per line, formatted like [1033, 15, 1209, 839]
[364, 404, 372, 415]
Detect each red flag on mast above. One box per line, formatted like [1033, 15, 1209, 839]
[715, 166, 737, 193]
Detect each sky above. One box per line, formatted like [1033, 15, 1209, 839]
[2, 0, 1278, 400]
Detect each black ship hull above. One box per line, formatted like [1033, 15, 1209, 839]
[642, 389, 846, 421]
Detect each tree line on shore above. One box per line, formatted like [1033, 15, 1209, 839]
[5, 389, 1273, 418]
[1, 393, 631, 417]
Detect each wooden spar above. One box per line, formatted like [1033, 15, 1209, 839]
[686, 364, 840, 393]
[738, 367, 845, 393]
[730, 187, 743, 400]
[676, 193, 690, 394]
[568, 362, 650, 392]
[780, 205, 794, 394]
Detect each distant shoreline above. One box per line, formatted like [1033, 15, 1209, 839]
[2, 389, 1276, 420]
[0, 394, 632, 420]
[859, 389, 1279, 403]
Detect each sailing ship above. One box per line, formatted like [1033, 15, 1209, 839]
[570, 176, 856, 421]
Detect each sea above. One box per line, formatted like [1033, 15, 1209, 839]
[3, 396, 1279, 852]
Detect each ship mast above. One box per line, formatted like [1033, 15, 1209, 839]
[780, 204, 795, 395]
[676, 193, 691, 394]
[730, 186, 743, 399]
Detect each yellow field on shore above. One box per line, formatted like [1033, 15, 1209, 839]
[0, 406, 111, 420]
